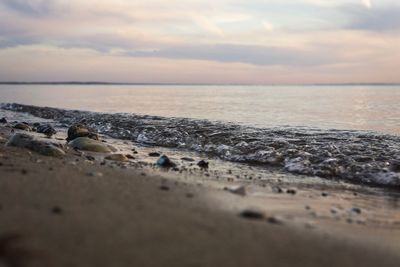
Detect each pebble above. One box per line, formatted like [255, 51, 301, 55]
[267, 216, 283, 225]
[104, 154, 129, 162]
[181, 157, 195, 162]
[240, 210, 265, 220]
[351, 207, 362, 214]
[68, 137, 116, 153]
[0, 117, 7, 124]
[197, 160, 209, 169]
[13, 123, 31, 131]
[51, 206, 63, 214]
[159, 185, 170, 191]
[67, 123, 98, 141]
[6, 133, 65, 157]
[156, 155, 176, 168]
[224, 185, 246, 196]
[272, 186, 283, 193]
[286, 189, 297, 195]
[321, 192, 328, 197]
[36, 124, 57, 137]
[149, 152, 161, 157]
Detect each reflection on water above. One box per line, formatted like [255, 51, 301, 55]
[0, 84, 400, 134]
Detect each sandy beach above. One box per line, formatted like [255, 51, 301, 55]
[1, 121, 400, 267]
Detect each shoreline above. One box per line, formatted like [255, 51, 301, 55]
[0, 118, 400, 266]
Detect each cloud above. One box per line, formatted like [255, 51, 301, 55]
[126, 44, 333, 66]
[345, 4, 400, 31]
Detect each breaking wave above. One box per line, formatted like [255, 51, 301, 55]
[3, 103, 400, 188]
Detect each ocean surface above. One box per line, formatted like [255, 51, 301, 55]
[1, 84, 400, 134]
[1, 84, 400, 188]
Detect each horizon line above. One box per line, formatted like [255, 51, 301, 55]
[0, 81, 400, 86]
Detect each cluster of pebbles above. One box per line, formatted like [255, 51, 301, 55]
[2, 103, 400, 188]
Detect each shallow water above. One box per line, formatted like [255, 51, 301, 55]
[1, 84, 400, 134]
[2, 103, 400, 189]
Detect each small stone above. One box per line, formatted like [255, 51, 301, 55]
[286, 189, 296, 195]
[351, 207, 362, 214]
[149, 152, 161, 157]
[197, 160, 209, 169]
[21, 169, 28, 175]
[67, 123, 98, 141]
[126, 154, 135, 159]
[159, 185, 170, 191]
[321, 192, 328, 197]
[181, 157, 195, 162]
[7, 133, 65, 158]
[36, 124, 57, 137]
[68, 137, 116, 153]
[0, 117, 7, 124]
[105, 154, 129, 162]
[240, 210, 264, 220]
[224, 185, 246, 196]
[156, 155, 176, 168]
[86, 171, 103, 177]
[13, 123, 31, 131]
[267, 216, 283, 225]
[86, 155, 96, 161]
[52, 206, 63, 214]
[272, 186, 283, 193]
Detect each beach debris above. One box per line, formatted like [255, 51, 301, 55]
[36, 124, 57, 138]
[104, 153, 129, 162]
[68, 137, 116, 153]
[0, 117, 7, 124]
[13, 122, 31, 131]
[156, 155, 176, 168]
[67, 123, 98, 141]
[239, 209, 265, 220]
[197, 160, 209, 169]
[224, 185, 246, 196]
[286, 189, 296, 195]
[149, 152, 161, 157]
[7, 133, 65, 157]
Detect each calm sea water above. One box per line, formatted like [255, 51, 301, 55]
[1, 84, 400, 134]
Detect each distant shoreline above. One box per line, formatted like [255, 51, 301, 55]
[0, 82, 399, 86]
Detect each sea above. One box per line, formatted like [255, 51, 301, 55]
[1, 84, 400, 188]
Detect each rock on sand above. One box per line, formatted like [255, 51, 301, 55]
[6, 133, 65, 157]
[68, 137, 116, 153]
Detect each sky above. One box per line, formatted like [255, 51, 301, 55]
[0, 0, 399, 84]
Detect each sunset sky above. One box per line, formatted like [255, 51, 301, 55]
[0, 0, 399, 84]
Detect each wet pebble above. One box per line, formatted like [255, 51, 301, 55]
[272, 186, 283, 193]
[0, 117, 7, 124]
[67, 123, 98, 141]
[321, 192, 328, 197]
[156, 155, 176, 168]
[13, 122, 31, 131]
[36, 124, 57, 137]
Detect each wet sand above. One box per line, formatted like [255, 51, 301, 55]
[0, 126, 400, 267]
